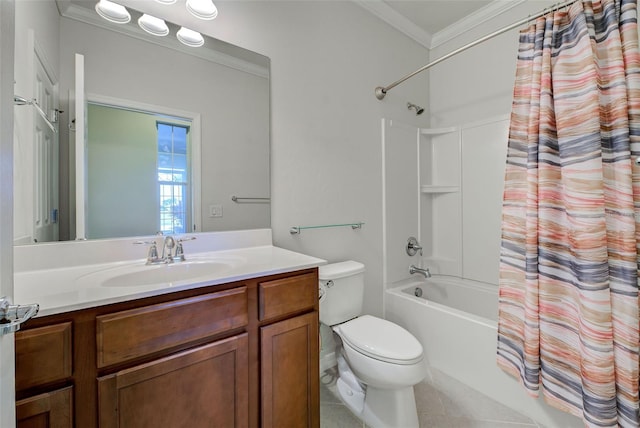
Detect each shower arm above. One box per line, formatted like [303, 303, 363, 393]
[374, 0, 578, 100]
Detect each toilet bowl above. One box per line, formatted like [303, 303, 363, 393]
[335, 315, 425, 388]
[319, 261, 426, 428]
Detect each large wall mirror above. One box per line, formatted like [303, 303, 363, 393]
[13, 0, 270, 245]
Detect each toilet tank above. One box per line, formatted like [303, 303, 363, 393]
[319, 261, 365, 326]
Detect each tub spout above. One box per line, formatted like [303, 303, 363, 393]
[409, 265, 431, 278]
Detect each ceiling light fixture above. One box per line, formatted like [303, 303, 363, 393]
[186, 0, 218, 20]
[138, 14, 170, 36]
[176, 27, 205, 47]
[95, 0, 131, 24]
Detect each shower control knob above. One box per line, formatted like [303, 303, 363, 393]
[406, 237, 423, 256]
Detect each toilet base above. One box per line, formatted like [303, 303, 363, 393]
[335, 354, 420, 428]
[360, 385, 420, 428]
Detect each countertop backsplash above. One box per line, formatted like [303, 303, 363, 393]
[14, 229, 273, 272]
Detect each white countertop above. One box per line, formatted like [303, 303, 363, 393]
[15, 245, 326, 317]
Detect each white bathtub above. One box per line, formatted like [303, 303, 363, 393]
[385, 276, 581, 427]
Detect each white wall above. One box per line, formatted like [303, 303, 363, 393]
[459, 117, 510, 284]
[429, 1, 556, 127]
[132, 0, 431, 316]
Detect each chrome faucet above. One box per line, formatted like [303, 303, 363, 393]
[409, 265, 431, 278]
[162, 235, 176, 263]
[162, 235, 197, 263]
[135, 235, 196, 265]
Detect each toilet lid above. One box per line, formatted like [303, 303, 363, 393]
[336, 315, 423, 365]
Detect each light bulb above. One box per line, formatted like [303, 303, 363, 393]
[186, 0, 218, 20]
[138, 14, 169, 36]
[177, 27, 204, 47]
[95, 0, 131, 24]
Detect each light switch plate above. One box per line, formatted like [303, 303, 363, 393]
[209, 204, 223, 218]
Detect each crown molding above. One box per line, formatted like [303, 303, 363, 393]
[430, 0, 526, 49]
[354, 0, 526, 50]
[353, 0, 432, 49]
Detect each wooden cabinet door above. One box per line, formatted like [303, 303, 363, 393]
[261, 312, 319, 428]
[16, 386, 73, 428]
[98, 333, 249, 428]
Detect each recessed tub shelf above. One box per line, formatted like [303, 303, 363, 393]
[421, 185, 460, 194]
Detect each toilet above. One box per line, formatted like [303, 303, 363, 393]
[319, 261, 426, 428]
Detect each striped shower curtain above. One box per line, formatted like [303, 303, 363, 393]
[497, 0, 640, 426]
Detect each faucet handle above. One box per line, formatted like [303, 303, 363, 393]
[174, 236, 196, 262]
[134, 240, 161, 264]
[148, 242, 159, 261]
[406, 237, 423, 256]
[174, 242, 186, 262]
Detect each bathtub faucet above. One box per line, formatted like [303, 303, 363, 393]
[409, 265, 431, 278]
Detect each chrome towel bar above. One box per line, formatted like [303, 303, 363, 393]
[231, 196, 270, 203]
[290, 222, 364, 235]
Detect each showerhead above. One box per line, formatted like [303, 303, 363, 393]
[407, 102, 424, 115]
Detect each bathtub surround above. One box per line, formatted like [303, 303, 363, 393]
[498, 0, 640, 425]
[382, 115, 510, 286]
[378, 114, 579, 423]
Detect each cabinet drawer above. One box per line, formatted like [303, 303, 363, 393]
[15, 322, 72, 391]
[97, 287, 248, 368]
[259, 273, 317, 321]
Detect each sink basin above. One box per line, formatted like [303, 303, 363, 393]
[101, 261, 234, 287]
[77, 257, 242, 288]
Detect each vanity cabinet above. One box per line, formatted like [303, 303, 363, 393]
[98, 334, 249, 427]
[14, 268, 319, 428]
[16, 386, 73, 428]
[258, 274, 320, 428]
[261, 313, 319, 428]
[15, 322, 74, 428]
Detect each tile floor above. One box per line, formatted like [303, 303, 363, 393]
[320, 366, 544, 428]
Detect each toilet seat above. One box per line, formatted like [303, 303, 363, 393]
[335, 315, 423, 365]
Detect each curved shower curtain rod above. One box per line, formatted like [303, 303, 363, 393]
[374, 0, 579, 100]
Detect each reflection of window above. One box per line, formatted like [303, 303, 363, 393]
[157, 122, 189, 235]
